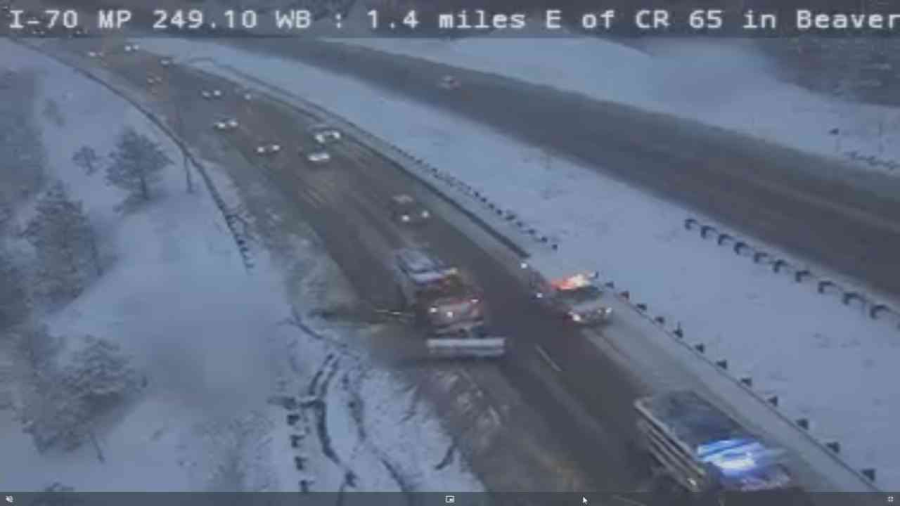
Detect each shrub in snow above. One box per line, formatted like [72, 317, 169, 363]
[106, 127, 172, 208]
[72, 146, 101, 176]
[22, 182, 101, 305]
[27, 483, 83, 506]
[42, 99, 65, 127]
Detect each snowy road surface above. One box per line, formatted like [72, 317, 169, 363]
[0, 40, 482, 493]
[113, 38, 893, 491]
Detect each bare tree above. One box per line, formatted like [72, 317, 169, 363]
[22, 182, 101, 305]
[72, 146, 101, 176]
[106, 127, 173, 206]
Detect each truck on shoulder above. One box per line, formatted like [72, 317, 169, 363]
[528, 268, 612, 325]
[635, 390, 796, 494]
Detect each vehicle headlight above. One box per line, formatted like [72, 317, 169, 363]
[429, 307, 438, 314]
[570, 313, 583, 322]
[446, 311, 454, 318]
[603, 307, 612, 316]
[421, 210, 430, 218]
[401, 215, 410, 222]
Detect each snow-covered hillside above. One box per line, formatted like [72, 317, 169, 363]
[343, 33, 900, 176]
[0, 40, 481, 493]
[135, 38, 900, 489]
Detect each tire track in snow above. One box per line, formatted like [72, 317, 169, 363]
[434, 439, 458, 471]
[307, 353, 335, 396]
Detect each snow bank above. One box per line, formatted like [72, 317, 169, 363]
[136, 38, 900, 489]
[343, 35, 900, 174]
[0, 40, 481, 493]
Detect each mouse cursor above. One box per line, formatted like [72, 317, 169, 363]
[582, 498, 588, 505]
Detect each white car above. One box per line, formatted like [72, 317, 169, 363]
[200, 90, 212, 99]
[124, 43, 140, 52]
[200, 89, 222, 99]
[439, 75, 461, 90]
[87, 51, 104, 58]
[213, 119, 239, 131]
[256, 144, 281, 155]
[160, 58, 173, 67]
[212, 89, 223, 98]
[306, 151, 331, 164]
[313, 129, 342, 145]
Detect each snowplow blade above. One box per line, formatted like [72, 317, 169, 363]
[426, 337, 507, 359]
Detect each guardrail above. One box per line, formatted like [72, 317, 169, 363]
[844, 150, 900, 172]
[683, 217, 900, 331]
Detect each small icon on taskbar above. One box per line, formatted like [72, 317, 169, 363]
[445, 495, 455, 504]
[887, 496, 893, 504]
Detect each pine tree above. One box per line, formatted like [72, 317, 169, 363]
[65, 335, 140, 409]
[22, 182, 100, 304]
[9, 324, 60, 382]
[0, 197, 12, 235]
[72, 146, 100, 176]
[22, 373, 89, 452]
[106, 127, 172, 206]
[12, 325, 87, 452]
[0, 251, 29, 329]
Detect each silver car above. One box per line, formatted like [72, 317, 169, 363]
[305, 151, 331, 164]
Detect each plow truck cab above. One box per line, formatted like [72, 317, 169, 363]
[635, 390, 796, 494]
[392, 248, 506, 358]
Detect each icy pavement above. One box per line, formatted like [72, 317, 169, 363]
[342, 32, 900, 176]
[132, 38, 900, 490]
[0, 40, 482, 493]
